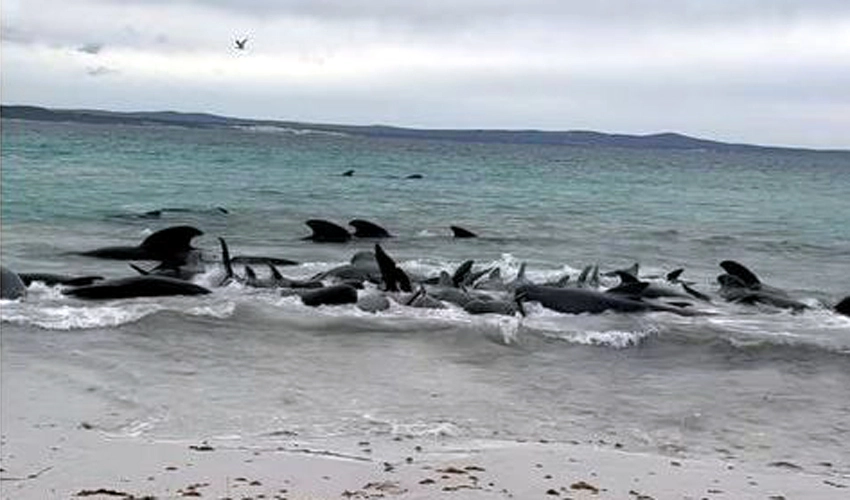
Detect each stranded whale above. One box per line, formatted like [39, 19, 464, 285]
[64, 275, 211, 300]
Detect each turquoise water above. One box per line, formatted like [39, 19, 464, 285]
[2, 119, 850, 480]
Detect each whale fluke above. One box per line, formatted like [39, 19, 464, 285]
[719, 260, 761, 287]
[349, 219, 391, 238]
[303, 219, 351, 243]
[374, 244, 412, 292]
[450, 225, 477, 238]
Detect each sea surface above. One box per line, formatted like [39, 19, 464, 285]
[2, 119, 849, 477]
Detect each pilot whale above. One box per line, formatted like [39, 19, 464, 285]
[63, 275, 211, 299]
[80, 225, 203, 264]
[1, 266, 27, 300]
[516, 283, 700, 316]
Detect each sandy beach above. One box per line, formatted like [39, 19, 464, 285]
[2, 410, 846, 500]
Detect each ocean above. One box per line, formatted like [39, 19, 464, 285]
[2, 118, 849, 480]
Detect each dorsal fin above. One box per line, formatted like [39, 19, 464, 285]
[349, 219, 391, 238]
[719, 260, 760, 287]
[717, 274, 746, 288]
[577, 265, 592, 284]
[374, 243, 411, 292]
[218, 237, 235, 279]
[835, 296, 850, 317]
[452, 260, 474, 287]
[606, 282, 650, 297]
[139, 225, 203, 261]
[666, 268, 684, 282]
[304, 219, 351, 243]
[450, 225, 477, 238]
[268, 264, 284, 280]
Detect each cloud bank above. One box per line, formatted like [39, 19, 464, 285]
[2, 0, 849, 148]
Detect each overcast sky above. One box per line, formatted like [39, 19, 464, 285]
[2, 0, 849, 148]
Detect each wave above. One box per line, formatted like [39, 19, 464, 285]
[3, 271, 848, 356]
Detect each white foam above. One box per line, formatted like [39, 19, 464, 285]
[0, 297, 236, 330]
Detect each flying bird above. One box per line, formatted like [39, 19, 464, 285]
[235, 37, 248, 50]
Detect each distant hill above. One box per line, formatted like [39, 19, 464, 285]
[0, 104, 831, 152]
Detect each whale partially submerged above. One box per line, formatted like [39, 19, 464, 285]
[303, 219, 351, 243]
[63, 275, 211, 299]
[1, 266, 27, 300]
[349, 219, 391, 238]
[717, 260, 808, 311]
[516, 283, 700, 316]
[80, 225, 203, 265]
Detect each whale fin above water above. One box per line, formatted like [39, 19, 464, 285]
[63, 275, 211, 299]
[1, 266, 27, 299]
[451, 260, 474, 288]
[835, 296, 850, 316]
[719, 260, 761, 287]
[374, 243, 412, 292]
[666, 268, 684, 282]
[606, 282, 650, 298]
[304, 219, 351, 243]
[349, 219, 391, 238]
[80, 225, 203, 263]
[450, 225, 477, 238]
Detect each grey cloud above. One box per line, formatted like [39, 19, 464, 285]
[78, 42, 104, 54]
[86, 65, 118, 76]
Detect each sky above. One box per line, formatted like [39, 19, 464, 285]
[2, 0, 850, 149]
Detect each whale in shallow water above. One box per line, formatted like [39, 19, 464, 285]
[1, 266, 27, 300]
[303, 219, 351, 243]
[516, 283, 699, 316]
[450, 225, 477, 238]
[349, 219, 391, 238]
[79, 225, 203, 265]
[835, 297, 850, 317]
[716, 260, 808, 311]
[63, 275, 211, 300]
[300, 283, 359, 306]
[18, 273, 104, 287]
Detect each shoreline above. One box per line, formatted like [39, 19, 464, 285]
[2, 426, 846, 500]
